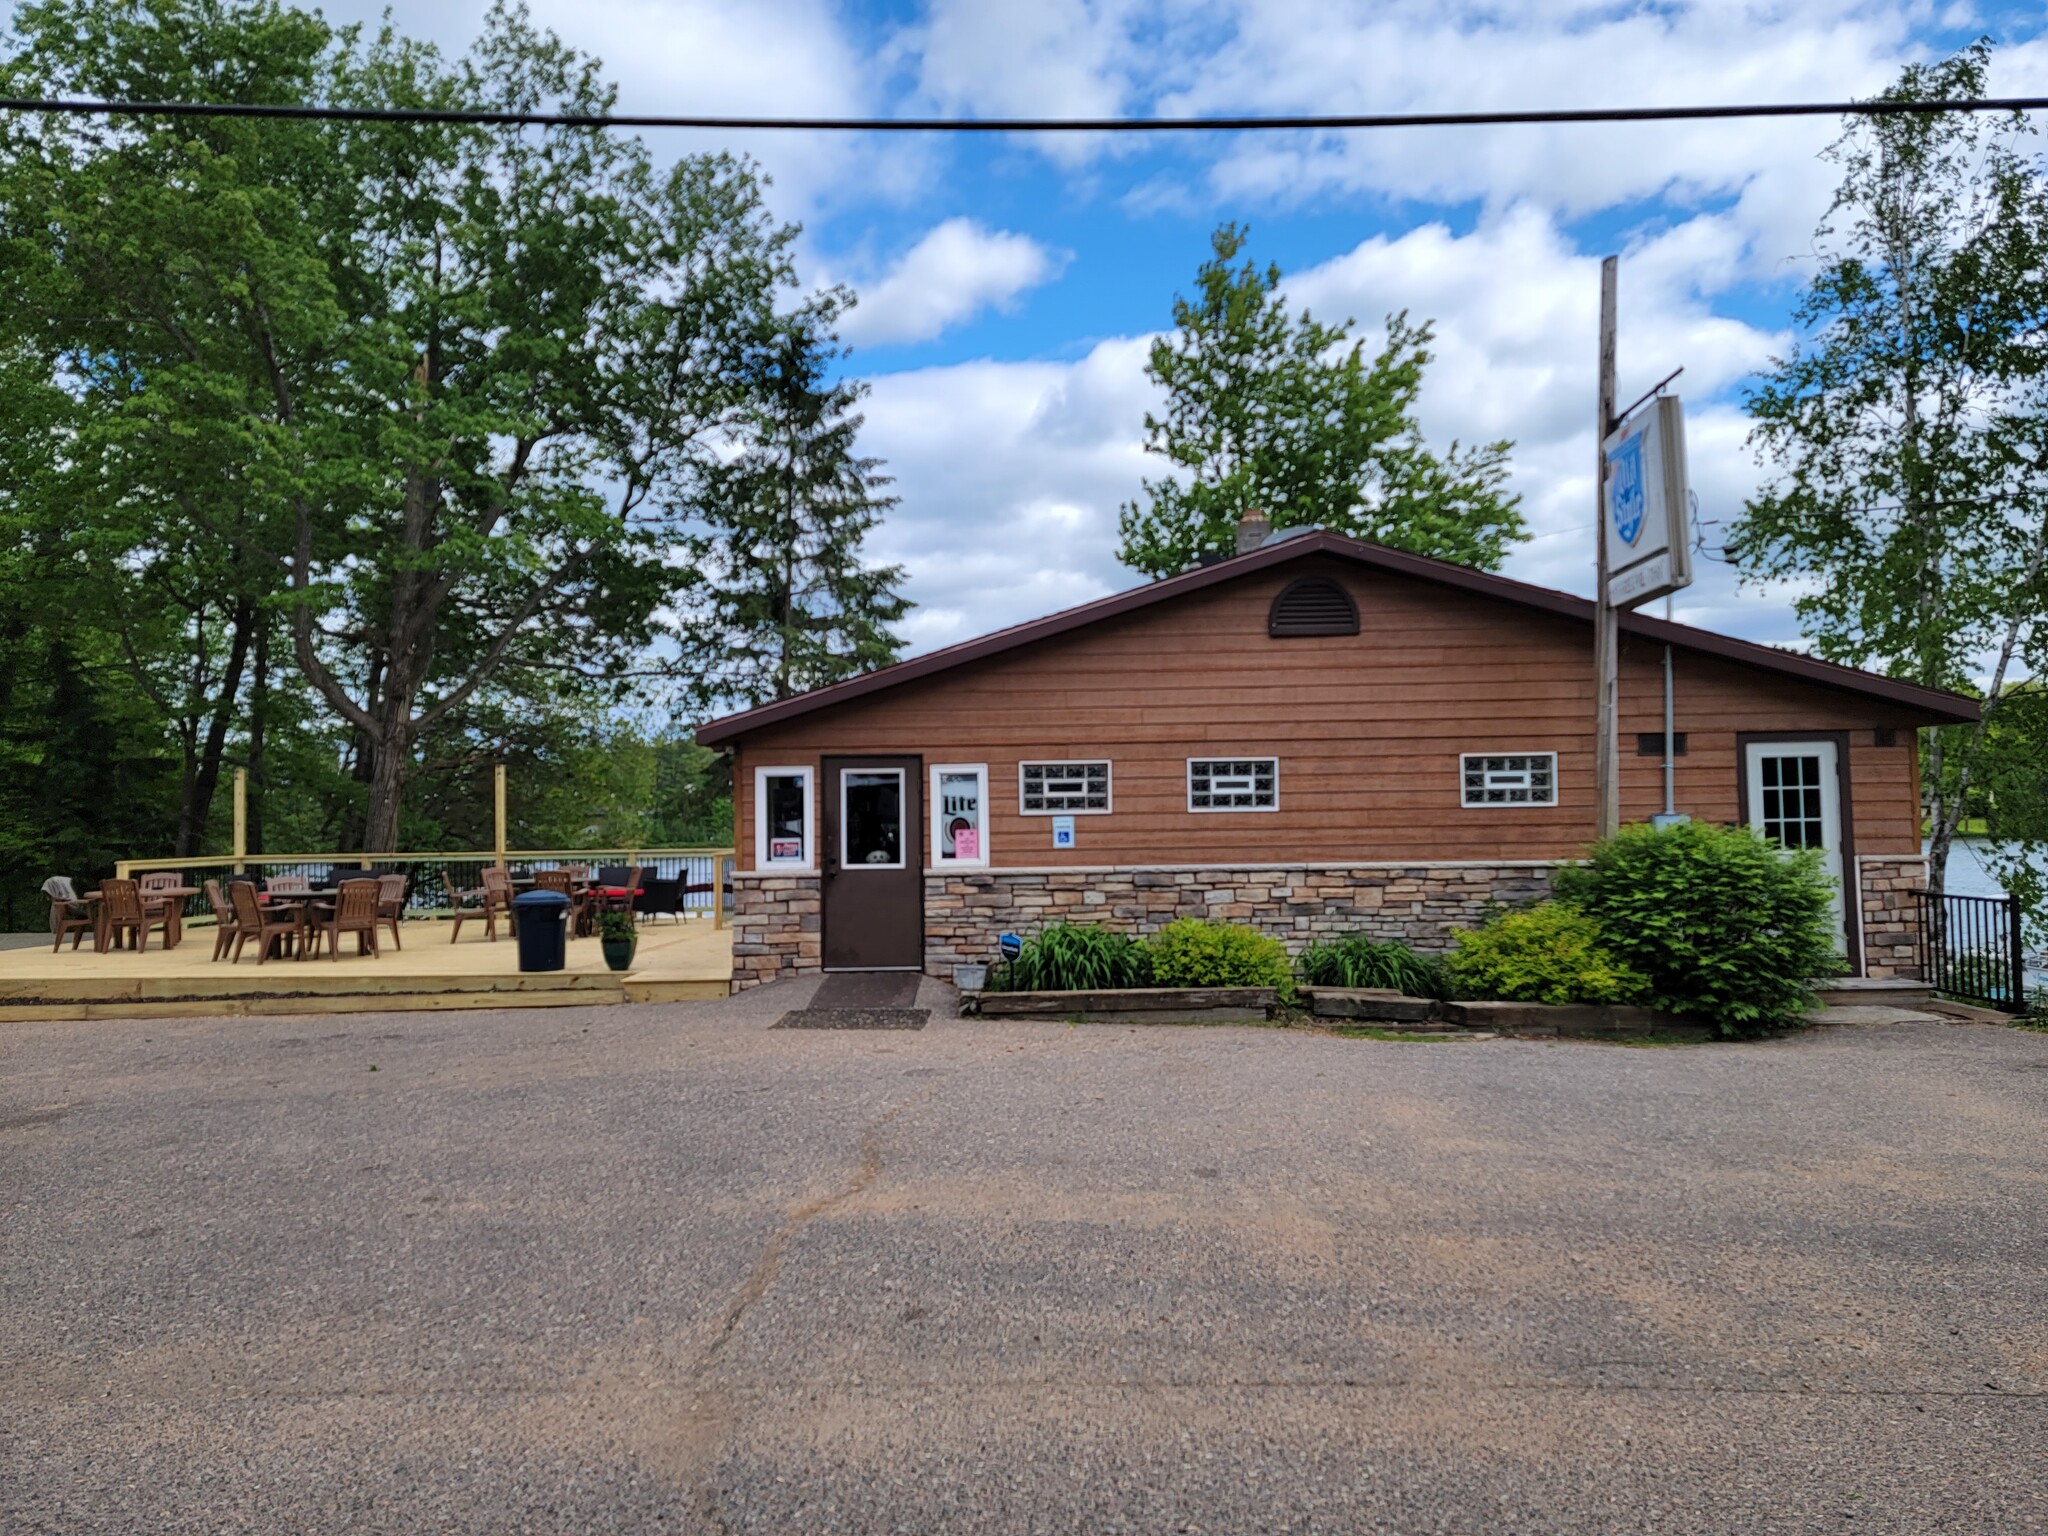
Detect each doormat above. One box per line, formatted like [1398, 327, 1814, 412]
[811, 972, 923, 1008]
[772, 1008, 928, 1031]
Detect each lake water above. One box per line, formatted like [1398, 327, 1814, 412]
[1932, 837, 2045, 990]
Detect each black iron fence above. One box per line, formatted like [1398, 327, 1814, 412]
[1912, 890, 2026, 1014]
[90, 848, 735, 929]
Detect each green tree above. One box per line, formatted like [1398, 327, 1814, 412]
[1730, 43, 2048, 910]
[683, 304, 909, 712]
[2, 0, 796, 852]
[1117, 223, 1524, 579]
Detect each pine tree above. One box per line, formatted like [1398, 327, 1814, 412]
[685, 307, 911, 711]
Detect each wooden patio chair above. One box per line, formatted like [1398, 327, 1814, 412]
[479, 867, 514, 935]
[307, 878, 381, 960]
[228, 879, 301, 964]
[42, 876, 96, 953]
[203, 879, 242, 962]
[442, 871, 495, 943]
[98, 878, 171, 953]
[375, 872, 408, 951]
[265, 874, 311, 896]
[531, 868, 589, 934]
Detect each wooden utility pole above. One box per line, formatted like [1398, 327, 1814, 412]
[1594, 256, 1620, 840]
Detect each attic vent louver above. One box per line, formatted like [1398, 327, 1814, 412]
[1268, 576, 1359, 637]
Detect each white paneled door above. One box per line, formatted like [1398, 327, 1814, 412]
[1744, 740, 1847, 960]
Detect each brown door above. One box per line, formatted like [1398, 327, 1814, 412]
[821, 755, 923, 970]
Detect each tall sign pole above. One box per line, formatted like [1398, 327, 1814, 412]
[1594, 256, 1620, 840]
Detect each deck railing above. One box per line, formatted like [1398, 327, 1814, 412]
[110, 848, 736, 929]
[1912, 889, 2025, 1014]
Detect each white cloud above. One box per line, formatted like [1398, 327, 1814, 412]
[832, 220, 1070, 346]
[859, 207, 1812, 656]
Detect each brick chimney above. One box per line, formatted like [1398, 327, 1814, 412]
[1235, 508, 1271, 555]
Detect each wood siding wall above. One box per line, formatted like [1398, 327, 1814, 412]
[729, 557, 1925, 872]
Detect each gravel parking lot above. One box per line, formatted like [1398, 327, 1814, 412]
[4, 983, 2045, 1534]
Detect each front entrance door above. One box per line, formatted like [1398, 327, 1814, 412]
[1744, 739, 1848, 960]
[821, 755, 923, 970]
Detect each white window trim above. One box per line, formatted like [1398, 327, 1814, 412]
[1459, 751, 1560, 809]
[839, 767, 908, 871]
[753, 766, 815, 871]
[1017, 759, 1114, 815]
[930, 762, 991, 868]
[1186, 755, 1281, 814]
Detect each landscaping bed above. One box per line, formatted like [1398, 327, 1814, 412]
[963, 986, 1278, 1021]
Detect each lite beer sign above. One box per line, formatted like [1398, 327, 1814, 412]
[1601, 395, 1693, 609]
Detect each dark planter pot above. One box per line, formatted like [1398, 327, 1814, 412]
[601, 937, 637, 972]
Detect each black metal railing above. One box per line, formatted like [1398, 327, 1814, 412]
[1913, 890, 2026, 1013]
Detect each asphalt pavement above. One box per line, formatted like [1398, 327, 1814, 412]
[4, 982, 2045, 1534]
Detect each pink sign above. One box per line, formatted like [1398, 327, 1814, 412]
[952, 828, 979, 859]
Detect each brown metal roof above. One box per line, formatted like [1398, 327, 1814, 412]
[694, 531, 1980, 744]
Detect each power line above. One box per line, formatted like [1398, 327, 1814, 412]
[2, 94, 2047, 134]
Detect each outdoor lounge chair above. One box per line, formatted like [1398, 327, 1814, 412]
[98, 878, 171, 953]
[442, 871, 497, 943]
[203, 879, 242, 962]
[307, 879, 381, 960]
[634, 876, 681, 922]
[375, 873, 408, 950]
[42, 876, 96, 953]
[228, 879, 300, 964]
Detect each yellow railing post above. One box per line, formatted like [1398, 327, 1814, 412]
[232, 768, 248, 874]
[712, 855, 725, 929]
[494, 763, 508, 869]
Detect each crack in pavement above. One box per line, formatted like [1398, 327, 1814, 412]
[668, 1072, 954, 1533]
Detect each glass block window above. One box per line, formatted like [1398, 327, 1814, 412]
[1461, 752, 1557, 807]
[1019, 760, 1111, 814]
[1188, 757, 1279, 812]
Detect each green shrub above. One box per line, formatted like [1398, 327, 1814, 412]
[1296, 934, 1448, 998]
[1443, 902, 1648, 1006]
[1144, 918, 1294, 999]
[998, 923, 1152, 991]
[1553, 820, 1839, 1036]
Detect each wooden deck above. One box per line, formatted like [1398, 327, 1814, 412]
[0, 917, 733, 1022]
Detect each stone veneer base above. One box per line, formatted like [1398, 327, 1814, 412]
[729, 857, 1927, 990]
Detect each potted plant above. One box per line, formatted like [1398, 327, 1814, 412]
[598, 910, 638, 972]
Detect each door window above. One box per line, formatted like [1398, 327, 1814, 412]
[1757, 753, 1826, 848]
[841, 770, 905, 870]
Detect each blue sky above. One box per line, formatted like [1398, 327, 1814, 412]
[34, 0, 2048, 658]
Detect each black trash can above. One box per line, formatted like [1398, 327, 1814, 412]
[511, 889, 571, 973]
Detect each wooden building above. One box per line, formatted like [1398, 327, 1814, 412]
[695, 528, 1977, 989]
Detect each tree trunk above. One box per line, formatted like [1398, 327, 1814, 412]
[361, 723, 410, 852]
[246, 616, 269, 854]
[174, 598, 255, 859]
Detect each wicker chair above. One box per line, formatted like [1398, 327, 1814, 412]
[375, 872, 408, 950]
[42, 876, 96, 953]
[307, 878, 381, 960]
[203, 879, 242, 962]
[229, 879, 301, 964]
[98, 878, 171, 953]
